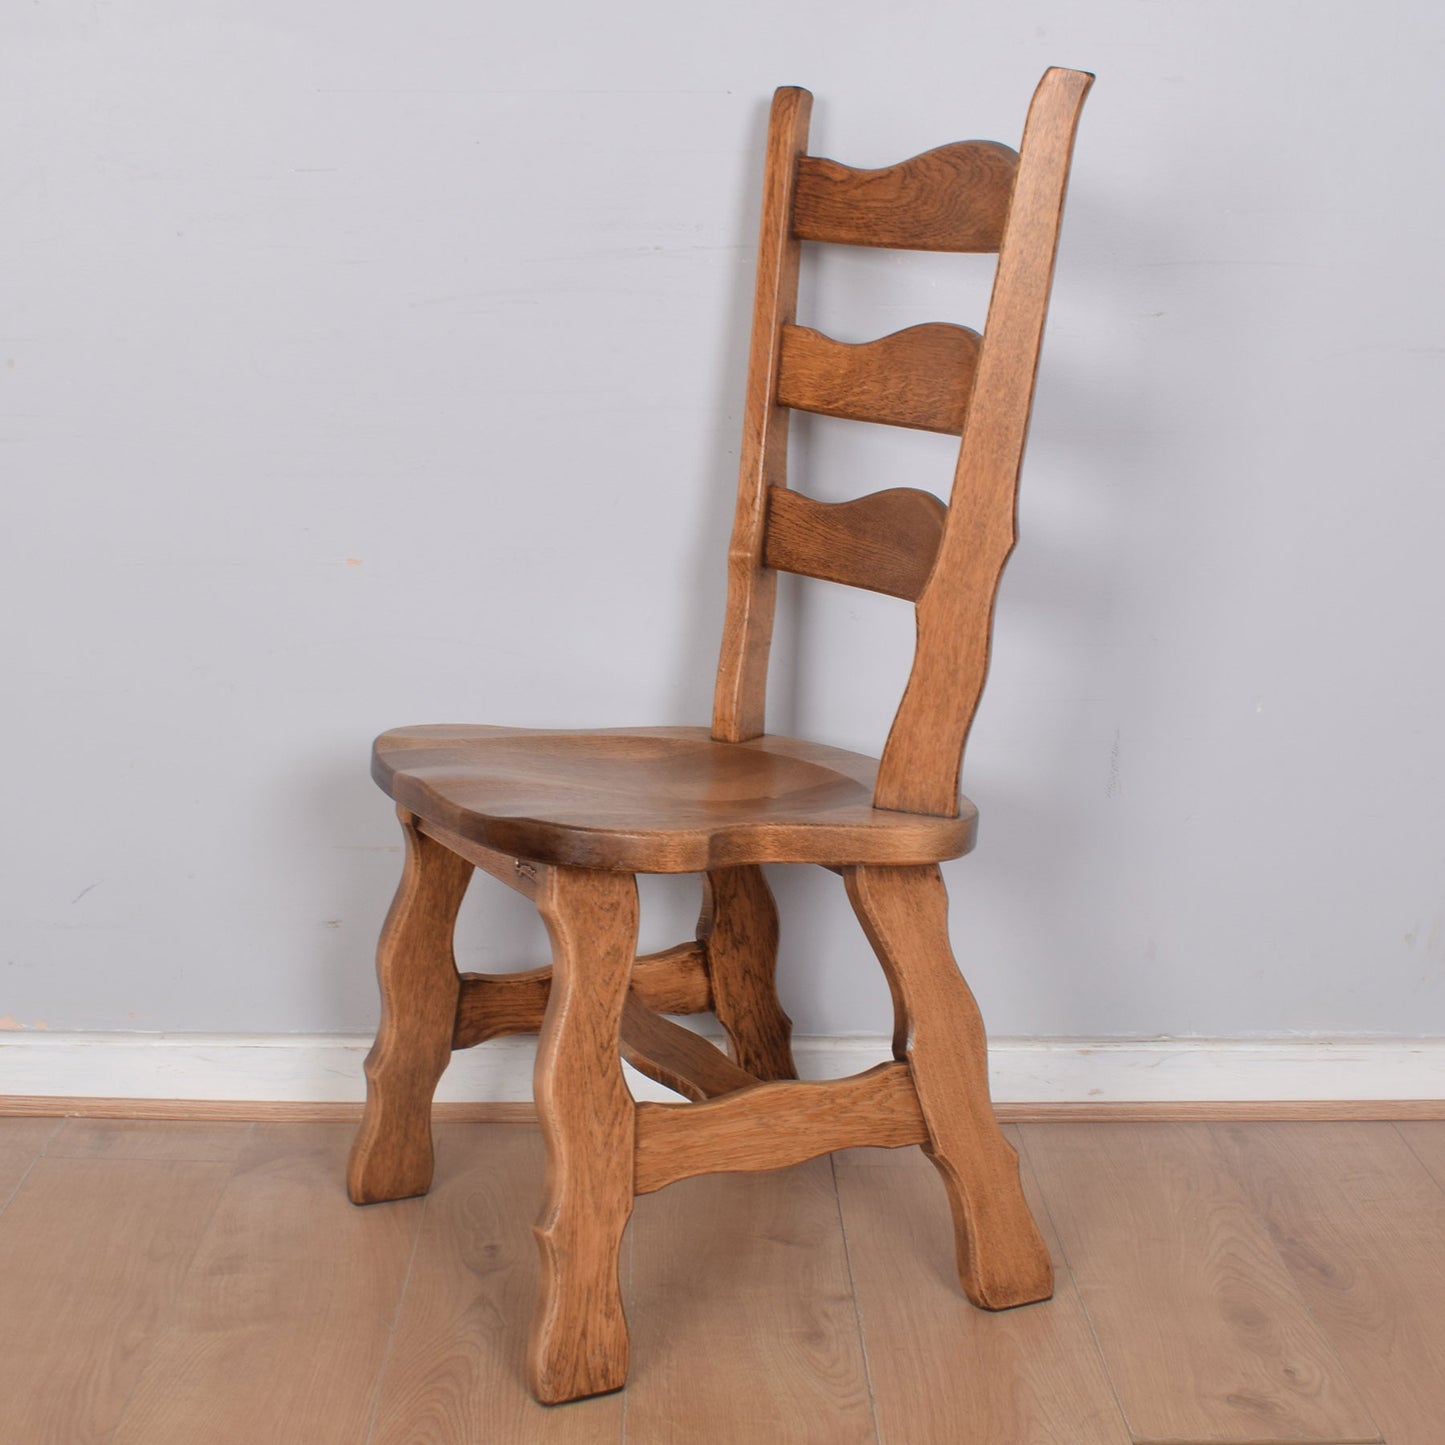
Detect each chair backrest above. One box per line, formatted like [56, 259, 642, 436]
[712, 69, 1093, 817]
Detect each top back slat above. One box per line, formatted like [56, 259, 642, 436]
[792, 141, 1018, 252]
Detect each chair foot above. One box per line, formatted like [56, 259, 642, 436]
[845, 863, 1053, 1309]
[347, 808, 473, 1206]
[701, 865, 797, 1080]
[528, 867, 639, 1404]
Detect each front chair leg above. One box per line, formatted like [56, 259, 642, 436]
[844, 863, 1053, 1310]
[529, 866, 640, 1404]
[700, 865, 797, 1080]
[348, 807, 473, 1205]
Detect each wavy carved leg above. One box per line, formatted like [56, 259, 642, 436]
[348, 807, 473, 1205]
[529, 866, 639, 1404]
[700, 865, 796, 1080]
[844, 863, 1053, 1310]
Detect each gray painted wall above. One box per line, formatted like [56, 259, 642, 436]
[3, 2, 1442, 1039]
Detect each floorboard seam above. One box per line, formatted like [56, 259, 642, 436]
[829, 1152, 883, 1445]
[360, 1188, 433, 1445]
[1012, 1123, 1140, 1444]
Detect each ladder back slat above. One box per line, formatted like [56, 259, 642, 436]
[776, 322, 980, 435]
[764, 486, 947, 602]
[792, 141, 1019, 253]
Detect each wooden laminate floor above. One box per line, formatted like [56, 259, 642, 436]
[1, 1116, 1442, 1444]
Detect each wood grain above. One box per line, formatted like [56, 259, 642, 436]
[348, 806, 473, 1204]
[700, 863, 796, 1079]
[0, 1116, 58, 1205]
[528, 867, 639, 1403]
[112, 1124, 420, 1445]
[846, 864, 1053, 1309]
[618, 992, 759, 1101]
[45, 1117, 254, 1161]
[451, 941, 713, 1049]
[1217, 1121, 1445, 1445]
[764, 484, 947, 602]
[836, 1132, 1132, 1445]
[625, 1158, 876, 1443]
[12, 1094, 1445, 1124]
[633, 1062, 926, 1195]
[1020, 1121, 1382, 1443]
[1395, 1117, 1445, 1188]
[712, 84, 811, 742]
[792, 140, 1019, 253]
[876, 67, 1093, 816]
[375, 725, 975, 873]
[776, 321, 980, 434]
[0, 1156, 230, 1443]
[369, 1122, 623, 1444]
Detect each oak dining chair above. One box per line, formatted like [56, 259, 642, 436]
[348, 68, 1093, 1405]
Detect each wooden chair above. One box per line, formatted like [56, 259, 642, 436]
[348, 68, 1093, 1405]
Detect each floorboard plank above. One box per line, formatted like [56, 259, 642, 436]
[0, 1155, 230, 1443]
[47, 1117, 255, 1161]
[1020, 1122, 1381, 1444]
[1393, 1120, 1445, 1191]
[368, 1122, 622, 1444]
[1213, 1121, 1445, 1445]
[111, 1123, 421, 1445]
[0, 1117, 60, 1206]
[836, 1132, 1131, 1444]
[624, 1155, 876, 1444]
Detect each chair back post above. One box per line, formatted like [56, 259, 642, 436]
[874, 67, 1093, 815]
[712, 86, 813, 743]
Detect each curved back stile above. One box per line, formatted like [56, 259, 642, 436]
[711, 69, 1094, 816]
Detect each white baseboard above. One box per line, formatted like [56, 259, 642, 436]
[2, 1030, 1443, 1105]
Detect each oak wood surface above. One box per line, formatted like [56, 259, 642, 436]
[699, 863, 796, 1079]
[763, 483, 948, 601]
[528, 867, 639, 1403]
[712, 84, 811, 742]
[876, 68, 1093, 815]
[112, 1125, 421, 1445]
[618, 992, 760, 1101]
[374, 724, 975, 873]
[847, 864, 1053, 1310]
[633, 1062, 926, 1195]
[348, 807, 473, 1204]
[836, 1132, 1132, 1445]
[451, 942, 714, 1049]
[0, 1155, 230, 1444]
[1020, 1121, 1383, 1444]
[776, 321, 980, 433]
[792, 140, 1019, 252]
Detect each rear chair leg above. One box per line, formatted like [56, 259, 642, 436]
[529, 867, 640, 1404]
[347, 807, 472, 1205]
[700, 865, 797, 1080]
[844, 863, 1053, 1309]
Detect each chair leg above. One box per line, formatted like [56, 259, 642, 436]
[700, 865, 797, 1080]
[529, 866, 640, 1404]
[844, 863, 1053, 1310]
[347, 807, 472, 1205]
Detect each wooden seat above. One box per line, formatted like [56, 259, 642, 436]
[374, 725, 975, 871]
[349, 69, 1093, 1406]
